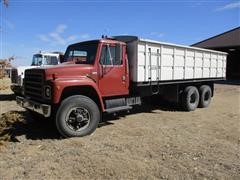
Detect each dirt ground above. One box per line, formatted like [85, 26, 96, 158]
[0, 78, 239, 179]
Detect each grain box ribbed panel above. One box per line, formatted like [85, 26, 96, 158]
[134, 39, 227, 82]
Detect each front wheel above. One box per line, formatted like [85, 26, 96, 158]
[56, 95, 100, 138]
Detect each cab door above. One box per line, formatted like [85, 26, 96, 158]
[98, 43, 129, 97]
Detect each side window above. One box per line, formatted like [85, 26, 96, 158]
[100, 45, 122, 65]
[50, 56, 58, 65]
[100, 46, 108, 65]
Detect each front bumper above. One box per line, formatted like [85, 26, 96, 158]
[16, 96, 51, 117]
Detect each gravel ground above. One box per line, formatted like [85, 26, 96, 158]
[0, 78, 239, 179]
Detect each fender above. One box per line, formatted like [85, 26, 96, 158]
[51, 76, 105, 111]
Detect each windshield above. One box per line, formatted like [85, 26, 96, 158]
[32, 54, 59, 66]
[64, 42, 98, 64]
[32, 54, 43, 66]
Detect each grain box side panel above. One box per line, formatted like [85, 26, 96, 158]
[136, 39, 227, 83]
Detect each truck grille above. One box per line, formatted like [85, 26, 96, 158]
[24, 69, 44, 100]
[11, 68, 18, 84]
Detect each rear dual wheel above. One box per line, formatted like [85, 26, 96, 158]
[182, 86, 200, 111]
[181, 85, 212, 111]
[198, 85, 212, 108]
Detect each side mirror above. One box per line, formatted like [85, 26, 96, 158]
[116, 43, 122, 64]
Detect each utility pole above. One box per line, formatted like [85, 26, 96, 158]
[3, 0, 9, 8]
[0, 0, 9, 58]
[0, 0, 9, 115]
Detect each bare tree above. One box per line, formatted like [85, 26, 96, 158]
[0, 56, 14, 78]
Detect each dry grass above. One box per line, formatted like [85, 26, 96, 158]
[0, 77, 10, 90]
[0, 112, 25, 146]
[0, 70, 4, 79]
[0, 86, 9, 91]
[0, 78, 239, 179]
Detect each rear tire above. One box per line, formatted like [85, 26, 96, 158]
[198, 85, 212, 108]
[181, 86, 199, 111]
[56, 95, 100, 138]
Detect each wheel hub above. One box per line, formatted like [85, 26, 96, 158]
[66, 107, 90, 131]
[76, 114, 83, 122]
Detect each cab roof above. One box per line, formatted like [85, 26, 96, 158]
[68, 38, 126, 47]
[34, 52, 60, 56]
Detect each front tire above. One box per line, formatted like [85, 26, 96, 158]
[56, 95, 100, 138]
[181, 86, 199, 111]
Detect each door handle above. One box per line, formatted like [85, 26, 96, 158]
[122, 75, 126, 81]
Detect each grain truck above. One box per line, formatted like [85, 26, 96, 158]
[16, 36, 227, 137]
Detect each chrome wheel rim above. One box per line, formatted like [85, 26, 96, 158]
[65, 107, 90, 131]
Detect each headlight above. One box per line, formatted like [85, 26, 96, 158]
[44, 86, 51, 98]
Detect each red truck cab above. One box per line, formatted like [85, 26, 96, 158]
[17, 37, 134, 137]
[47, 39, 129, 105]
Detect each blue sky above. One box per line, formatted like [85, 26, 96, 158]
[0, 0, 239, 66]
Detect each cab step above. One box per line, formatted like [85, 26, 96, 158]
[105, 106, 132, 114]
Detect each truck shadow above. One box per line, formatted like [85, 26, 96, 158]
[0, 99, 181, 142]
[215, 80, 240, 85]
[0, 94, 15, 101]
[0, 111, 60, 142]
[99, 98, 182, 127]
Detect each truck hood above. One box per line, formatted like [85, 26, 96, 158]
[43, 64, 94, 80]
[16, 66, 37, 76]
